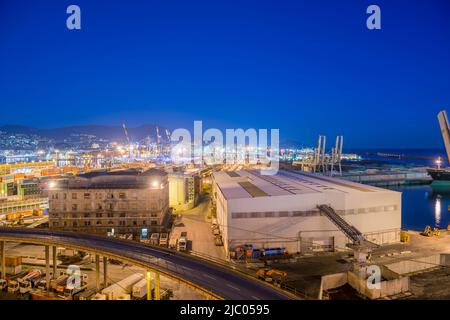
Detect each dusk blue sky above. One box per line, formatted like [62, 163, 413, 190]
[1, 0, 450, 148]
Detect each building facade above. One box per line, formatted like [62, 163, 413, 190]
[168, 171, 201, 211]
[47, 169, 169, 238]
[213, 170, 401, 256]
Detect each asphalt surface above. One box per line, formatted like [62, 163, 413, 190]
[0, 228, 293, 300]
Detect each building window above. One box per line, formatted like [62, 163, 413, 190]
[84, 193, 91, 199]
[96, 220, 102, 225]
[107, 212, 113, 218]
[119, 221, 126, 226]
[133, 221, 137, 226]
[72, 214, 77, 219]
[52, 222, 58, 227]
[96, 213, 102, 218]
[108, 220, 113, 225]
[72, 193, 77, 200]
[119, 192, 126, 199]
[73, 222, 78, 227]
[150, 220, 157, 226]
[97, 204, 103, 210]
[84, 213, 90, 218]
[120, 213, 126, 218]
[72, 204, 78, 211]
[142, 220, 146, 225]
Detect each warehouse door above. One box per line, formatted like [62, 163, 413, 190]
[300, 237, 334, 253]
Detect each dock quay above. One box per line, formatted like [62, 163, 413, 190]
[340, 168, 432, 186]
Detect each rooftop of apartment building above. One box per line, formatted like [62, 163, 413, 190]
[45, 168, 167, 190]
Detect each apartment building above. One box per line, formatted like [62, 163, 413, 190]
[46, 168, 169, 238]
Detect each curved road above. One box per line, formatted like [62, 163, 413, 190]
[0, 228, 294, 300]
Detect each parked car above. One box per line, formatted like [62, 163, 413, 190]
[159, 233, 168, 246]
[150, 233, 160, 245]
[177, 237, 187, 251]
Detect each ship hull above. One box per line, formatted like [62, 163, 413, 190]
[427, 169, 450, 182]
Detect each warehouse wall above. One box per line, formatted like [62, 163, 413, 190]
[218, 187, 401, 255]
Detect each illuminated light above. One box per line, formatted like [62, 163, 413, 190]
[151, 180, 159, 188]
[436, 157, 442, 169]
[435, 197, 441, 227]
[48, 181, 56, 188]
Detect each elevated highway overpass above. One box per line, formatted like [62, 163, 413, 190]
[0, 228, 295, 300]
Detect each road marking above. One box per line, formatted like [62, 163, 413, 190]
[203, 273, 216, 280]
[226, 284, 241, 291]
[251, 296, 261, 300]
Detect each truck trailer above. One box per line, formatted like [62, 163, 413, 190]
[102, 273, 144, 300]
[132, 278, 154, 300]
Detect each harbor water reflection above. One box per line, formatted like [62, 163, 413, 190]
[389, 184, 450, 231]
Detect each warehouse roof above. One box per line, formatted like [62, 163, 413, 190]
[213, 170, 394, 200]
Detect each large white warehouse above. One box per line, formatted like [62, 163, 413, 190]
[212, 170, 401, 256]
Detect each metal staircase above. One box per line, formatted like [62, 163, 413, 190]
[317, 204, 365, 245]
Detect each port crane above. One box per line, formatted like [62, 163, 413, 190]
[122, 123, 132, 161]
[294, 135, 344, 175]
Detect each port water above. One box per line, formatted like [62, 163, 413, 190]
[390, 184, 450, 231]
[359, 148, 450, 231]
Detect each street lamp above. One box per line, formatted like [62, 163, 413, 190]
[436, 157, 442, 170]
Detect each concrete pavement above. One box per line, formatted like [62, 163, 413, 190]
[174, 194, 225, 260]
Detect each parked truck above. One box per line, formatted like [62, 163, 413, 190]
[0, 279, 7, 291]
[73, 288, 96, 300]
[7, 280, 20, 294]
[56, 273, 87, 296]
[177, 237, 187, 252]
[6, 270, 28, 294]
[102, 273, 144, 300]
[63, 275, 88, 298]
[150, 233, 160, 245]
[168, 238, 177, 249]
[132, 278, 152, 300]
[36, 279, 47, 291]
[51, 274, 69, 292]
[19, 269, 43, 294]
[159, 233, 168, 246]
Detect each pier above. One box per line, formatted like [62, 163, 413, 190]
[340, 168, 432, 186]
